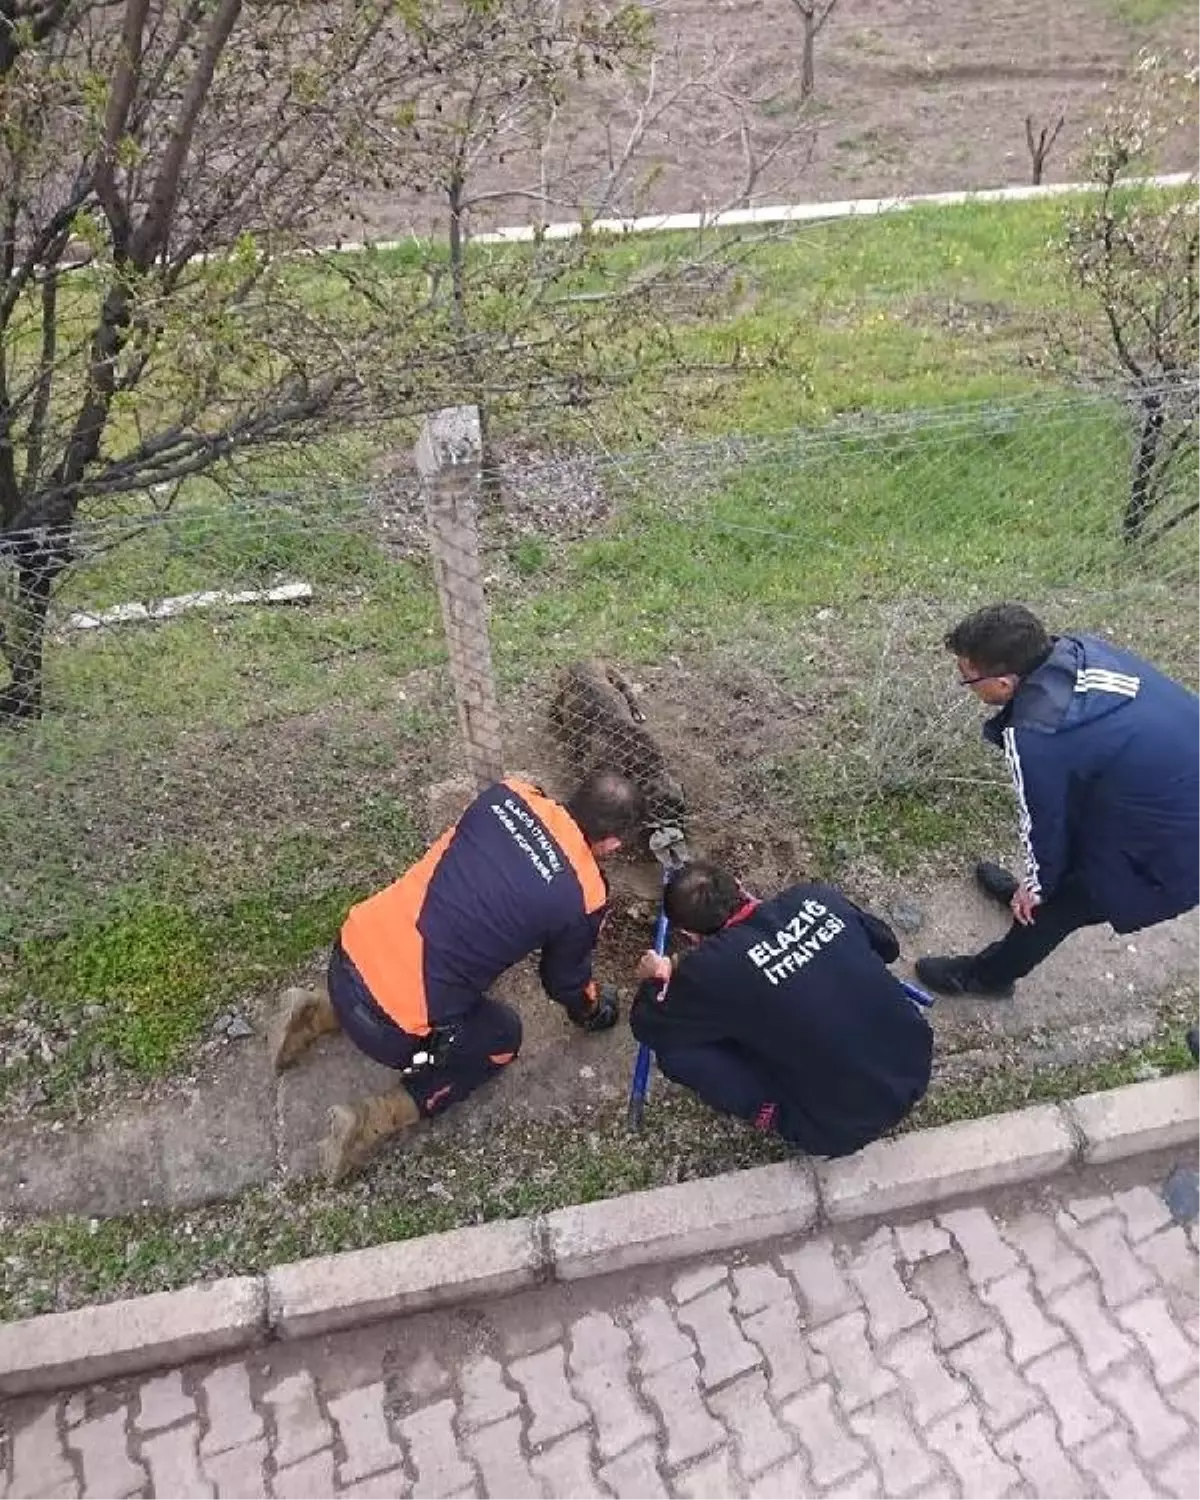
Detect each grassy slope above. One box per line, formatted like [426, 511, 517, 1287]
[1, 196, 1197, 1312]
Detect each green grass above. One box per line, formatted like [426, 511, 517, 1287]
[3, 191, 1196, 1103]
[2, 989, 1194, 1320]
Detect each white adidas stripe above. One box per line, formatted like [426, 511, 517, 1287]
[1074, 668, 1141, 697]
[1002, 726, 1041, 898]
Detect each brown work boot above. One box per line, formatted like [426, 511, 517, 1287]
[269, 985, 340, 1073]
[319, 1088, 422, 1183]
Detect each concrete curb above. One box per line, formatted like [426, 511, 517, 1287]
[2, 1076, 1196, 1394]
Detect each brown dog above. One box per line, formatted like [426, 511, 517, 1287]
[551, 659, 686, 829]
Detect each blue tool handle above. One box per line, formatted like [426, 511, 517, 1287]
[628, 872, 672, 1130]
[901, 978, 935, 1009]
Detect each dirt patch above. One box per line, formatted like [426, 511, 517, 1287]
[339, 0, 1195, 244]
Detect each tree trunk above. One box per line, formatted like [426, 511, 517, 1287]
[0, 558, 54, 722]
[447, 173, 501, 510]
[800, 14, 816, 100]
[1124, 394, 1164, 544]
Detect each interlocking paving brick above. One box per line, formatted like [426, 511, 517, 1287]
[808, 1310, 897, 1411]
[463, 1414, 543, 1498]
[847, 1392, 938, 1496]
[396, 1399, 476, 1498]
[996, 1411, 1087, 1496]
[1025, 1345, 1117, 1448]
[998, 1210, 1089, 1296]
[948, 1329, 1040, 1432]
[202, 1438, 268, 1499]
[628, 1297, 693, 1377]
[641, 1357, 724, 1468]
[338, 1468, 412, 1499]
[706, 1370, 794, 1479]
[328, 1382, 403, 1484]
[64, 1394, 88, 1427]
[200, 1362, 264, 1455]
[140, 1421, 214, 1498]
[69, 1409, 147, 1500]
[458, 1356, 519, 1432]
[822, 1469, 883, 1498]
[1156, 1441, 1200, 1499]
[674, 1451, 741, 1498]
[566, 1310, 654, 1457]
[1099, 1362, 1191, 1460]
[273, 1449, 338, 1499]
[780, 1383, 868, 1488]
[780, 1240, 860, 1326]
[674, 1284, 762, 1389]
[529, 1433, 606, 1499]
[598, 1438, 668, 1498]
[263, 1372, 332, 1470]
[731, 1261, 791, 1317]
[10, 1405, 79, 1500]
[1137, 1224, 1200, 1303]
[941, 1207, 1021, 1286]
[741, 1300, 819, 1401]
[845, 1228, 927, 1343]
[136, 1369, 196, 1432]
[1075, 1426, 1156, 1498]
[1118, 1294, 1200, 1386]
[909, 1253, 993, 1349]
[894, 1220, 952, 1264]
[671, 1263, 728, 1305]
[1165, 1373, 1199, 1426]
[748, 1454, 815, 1499]
[1060, 1212, 1158, 1308]
[1114, 1184, 1174, 1241]
[1067, 1192, 1119, 1224]
[509, 1345, 589, 1447]
[1048, 1280, 1135, 1375]
[925, 1404, 1022, 1497]
[881, 1328, 970, 1426]
[978, 1270, 1066, 1365]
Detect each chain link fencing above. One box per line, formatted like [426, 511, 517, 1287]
[2, 384, 1196, 957]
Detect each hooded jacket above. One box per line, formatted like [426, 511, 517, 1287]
[986, 634, 1198, 932]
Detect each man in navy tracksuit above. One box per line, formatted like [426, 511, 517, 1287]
[917, 603, 1199, 998]
[630, 863, 932, 1156]
[269, 769, 644, 1179]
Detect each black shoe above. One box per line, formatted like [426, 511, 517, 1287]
[1187, 1026, 1199, 1063]
[915, 955, 1015, 999]
[975, 861, 1019, 906]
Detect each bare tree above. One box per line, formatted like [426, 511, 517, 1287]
[0, 1, 797, 720]
[790, 0, 841, 101]
[1024, 109, 1065, 186]
[1048, 53, 1197, 546]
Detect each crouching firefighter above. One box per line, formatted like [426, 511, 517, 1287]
[630, 862, 933, 1157]
[270, 769, 644, 1180]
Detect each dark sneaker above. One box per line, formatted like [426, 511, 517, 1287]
[1187, 1026, 1199, 1063]
[975, 860, 1019, 906]
[915, 954, 1015, 999]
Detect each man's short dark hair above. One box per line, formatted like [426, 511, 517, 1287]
[944, 603, 1052, 678]
[566, 768, 645, 843]
[664, 860, 742, 935]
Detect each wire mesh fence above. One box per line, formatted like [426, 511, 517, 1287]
[1, 384, 1196, 955]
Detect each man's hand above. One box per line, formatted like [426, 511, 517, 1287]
[636, 950, 672, 986]
[1010, 881, 1041, 926]
[574, 983, 620, 1033]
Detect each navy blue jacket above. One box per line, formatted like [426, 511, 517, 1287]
[341, 779, 608, 1032]
[986, 635, 1199, 933]
[630, 884, 933, 1157]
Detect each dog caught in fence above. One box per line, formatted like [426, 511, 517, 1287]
[550, 659, 687, 831]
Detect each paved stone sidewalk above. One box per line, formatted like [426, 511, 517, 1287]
[4, 1158, 1197, 1499]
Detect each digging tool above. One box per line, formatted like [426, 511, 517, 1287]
[627, 825, 690, 1130]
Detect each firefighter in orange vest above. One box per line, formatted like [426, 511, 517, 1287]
[270, 769, 644, 1180]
